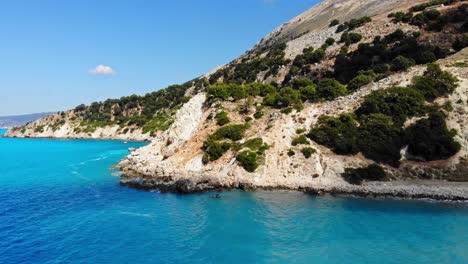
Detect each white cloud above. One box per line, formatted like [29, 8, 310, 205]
[88, 65, 116, 75]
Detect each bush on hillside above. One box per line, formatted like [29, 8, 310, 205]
[342, 164, 387, 185]
[357, 114, 404, 166]
[301, 147, 316, 159]
[210, 124, 247, 141]
[347, 74, 373, 91]
[307, 114, 359, 155]
[329, 19, 340, 27]
[356, 86, 426, 126]
[412, 63, 458, 100]
[236, 151, 259, 172]
[202, 141, 232, 163]
[391, 55, 416, 71]
[340, 32, 363, 45]
[316, 78, 347, 100]
[410, 0, 460, 13]
[263, 87, 301, 109]
[326, 37, 336, 46]
[292, 135, 309, 146]
[215, 111, 230, 126]
[405, 112, 461, 161]
[242, 138, 264, 151]
[453, 34, 468, 51]
[299, 85, 318, 101]
[291, 78, 313, 89]
[390, 12, 414, 23]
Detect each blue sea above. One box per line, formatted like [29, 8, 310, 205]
[1, 128, 468, 264]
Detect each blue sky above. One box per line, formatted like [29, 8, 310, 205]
[0, 0, 319, 116]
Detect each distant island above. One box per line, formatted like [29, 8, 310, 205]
[0, 112, 54, 128]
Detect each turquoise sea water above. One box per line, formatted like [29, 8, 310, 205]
[1, 128, 468, 264]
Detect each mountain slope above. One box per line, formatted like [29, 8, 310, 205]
[6, 0, 468, 199]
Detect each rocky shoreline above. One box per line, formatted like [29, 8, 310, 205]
[119, 172, 468, 201]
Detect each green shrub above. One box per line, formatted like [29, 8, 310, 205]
[308, 114, 359, 155]
[74, 104, 86, 112]
[329, 19, 340, 27]
[411, 13, 428, 27]
[299, 85, 318, 101]
[291, 78, 313, 89]
[252, 83, 277, 97]
[356, 86, 426, 126]
[326, 37, 336, 46]
[424, 9, 441, 20]
[243, 138, 264, 150]
[215, 111, 230, 126]
[412, 63, 458, 100]
[287, 149, 296, 157]
[340, 32, 363, 45]
[142, 110, 174, 135]
[337, 16, 372, 33]
[453, 34, 468, 51]
[405, 112, 461, 161]
[358, 114, 404, 166]
[336, 24, 348, 33]
[410, 0, 459, 12]
[339, 46, 349, 56]
[391, 12, 414, 23]
[342, 164, 387, 185]
[316, 78, 347, 100]
[253, 111, 264, 119]
[236, 151, 259, 172]
[207, 83, 233, 100]
[263, 87, 301, 109]
[231, 85, 247, 100]
[301, 147, 316, 159]
[391, 55, 415, 71]
[296, 128, 306, 134]
[292, 135, 309, 146]
[202, 141, 232, 163]
[347, 74, 373, 91]
[34, 125, 45, 133]
[210, 124, 247, 141]
[281, 107, 293, 114]
[347, 16, 372, 30]
[334, 29, 446, 83]
[243, 82, 260, 97]
[372, 64, 391, 74]
[293, 48, 326, 70]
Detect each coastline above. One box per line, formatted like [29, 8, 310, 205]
[119, 172, 468, 202]
[2, 134, 151, 143]
[3, 127, 151, 142]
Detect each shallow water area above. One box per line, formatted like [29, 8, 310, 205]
[1, 129, 468, 264]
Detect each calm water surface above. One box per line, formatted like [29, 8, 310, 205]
[1, 129, 467, 264]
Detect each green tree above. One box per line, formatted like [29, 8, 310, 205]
[308, 114, 359, 155]
[348, 74, 373, 91]
[405, 112, 461, 161]
[299, 85, 318, 101]
[412, 63, 458, 100]
[358, 114, 404, 166]
[329, 19, 340, 27]
[391, 56, 415, 71]
[236, 151, 259, 172]
[316, 78, 347, 100]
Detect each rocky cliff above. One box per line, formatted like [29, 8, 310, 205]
[5, 0, 468, 199]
